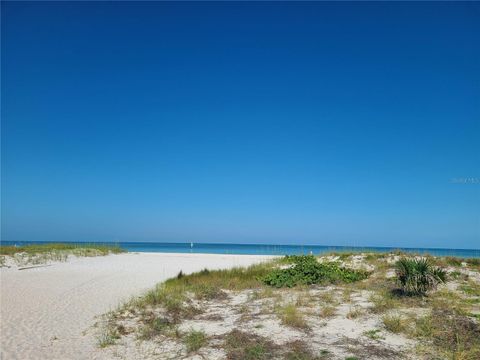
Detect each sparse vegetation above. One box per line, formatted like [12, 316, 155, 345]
[137, 316, 178, 340]
[224, 330, 277, 360]
[0, 242, 124, 256]
[98, 252, 480, 359]
[0, 242, 124, 266]
[183, 329, 207, 353]
[363, 329, 384, 340]
[346, 306, 363, 319]
[319, 305, 336, 318]
[97, 326, 120, 348]
[413, 309, 480, 359]
[277, 303, 309, 329]
[382, 314, 407, 333]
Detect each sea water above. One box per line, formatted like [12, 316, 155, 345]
[2, 241, 479, 258]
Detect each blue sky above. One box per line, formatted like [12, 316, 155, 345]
[2, 2, 479, 249]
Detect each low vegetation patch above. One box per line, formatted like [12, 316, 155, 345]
[382, 314, 407, 333]
[224, 329, 278, 360]
[137, 316, 179, 340]
[0, 242, 124, 266]
[276, 303, 309, 329]
[414, 309, 480, 359]
[0, 242, 124, 256]
[128, 261, 278, 321]
[183, 329, 207, 353]
[363, 329, 384, 340]
[263, 255, 369, 288]
[97, 326, 120, 348]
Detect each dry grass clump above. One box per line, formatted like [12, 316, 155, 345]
[414, 309, 480, 359]
[224, 330, 321, 360]
[381, 314, 408, 333]
[283, 340, 327, 360]
[137, 316, 180, 340]
[346, 306, 363, 319]
[369, 290, 398, 314]
[318, 291, 337, 305]
[250, 287, 275, 300]
[319, 305, 336, 318]
[183, 329, 207, 353]
[224, 329, 278, 360]
[277, 303, 309, 329]
[97, 326, 120, 348]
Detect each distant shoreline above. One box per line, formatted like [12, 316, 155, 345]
[2, 240, 480, 258]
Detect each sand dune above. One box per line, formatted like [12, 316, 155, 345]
[0, 252, 273, 360]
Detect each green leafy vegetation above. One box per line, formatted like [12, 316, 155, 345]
[263, 255, 369, 288]
[395, 258, 447, 295]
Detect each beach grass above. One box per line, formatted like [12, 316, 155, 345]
[183, 329, 207, 353]
[276, 303, 309, 329]
[0, 242, 124, 256]
[0, 242, 124, 267]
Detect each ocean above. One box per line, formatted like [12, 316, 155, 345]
[1, 241, 480, 258]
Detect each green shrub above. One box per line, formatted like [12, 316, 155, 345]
[395, 258, 447, 295]
[263, 255, 369, 288]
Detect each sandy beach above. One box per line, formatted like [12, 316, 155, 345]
[0, 252, 273, 360]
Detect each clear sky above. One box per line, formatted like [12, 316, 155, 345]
[1, 2, 479, 249]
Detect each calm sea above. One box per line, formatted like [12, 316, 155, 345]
[1, 241, 480, 258]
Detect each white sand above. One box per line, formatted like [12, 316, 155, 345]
[0, 252, 273, 360]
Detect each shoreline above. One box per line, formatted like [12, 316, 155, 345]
[3, 241, 480, 258]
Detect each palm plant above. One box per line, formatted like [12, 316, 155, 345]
[395, 258, 447, 295]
